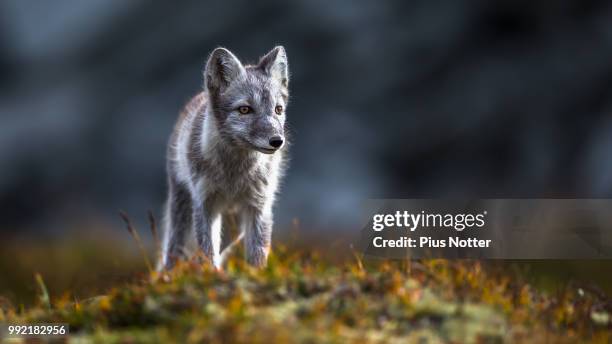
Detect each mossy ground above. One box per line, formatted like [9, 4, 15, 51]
[1, 244, 611, 343]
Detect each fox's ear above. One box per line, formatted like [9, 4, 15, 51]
[205, 48, 246, 93]
[258, 46, 288, 88]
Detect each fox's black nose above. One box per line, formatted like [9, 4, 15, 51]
[269, 136, 284, 148]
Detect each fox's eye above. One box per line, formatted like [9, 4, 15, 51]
[274, 105, 283, 115]
[238, 106, 252, 114]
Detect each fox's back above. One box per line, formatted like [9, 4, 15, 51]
[167, 92, 207, 186]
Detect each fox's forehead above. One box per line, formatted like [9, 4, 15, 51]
[225, 68, 287, 107]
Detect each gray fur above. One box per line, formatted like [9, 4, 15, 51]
[159, 46, 289, 270]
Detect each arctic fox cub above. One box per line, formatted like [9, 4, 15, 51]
[160, 46, 289, 270]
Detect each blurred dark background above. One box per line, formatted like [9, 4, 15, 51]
[1, 0, 612, 237]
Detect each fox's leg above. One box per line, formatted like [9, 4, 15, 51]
[160, 182, 192, 270]
[242, 205, 273, 267]
[193, 195, 222, 268]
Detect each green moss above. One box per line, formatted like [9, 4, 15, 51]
[2, 249, 611, 343]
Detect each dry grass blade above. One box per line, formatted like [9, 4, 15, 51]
[34, 273, 50, 310]
[147, 210, 161, 261]
[349, 244, 364, 272]
[119, 210, 153, 272]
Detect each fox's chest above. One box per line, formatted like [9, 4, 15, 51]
[205, 153, 279, 206]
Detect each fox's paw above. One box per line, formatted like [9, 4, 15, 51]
[246, 245, 270, 268]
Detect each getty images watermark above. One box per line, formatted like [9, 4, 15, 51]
[371, 210, 490, 249]
[359, 199, 612, 259]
